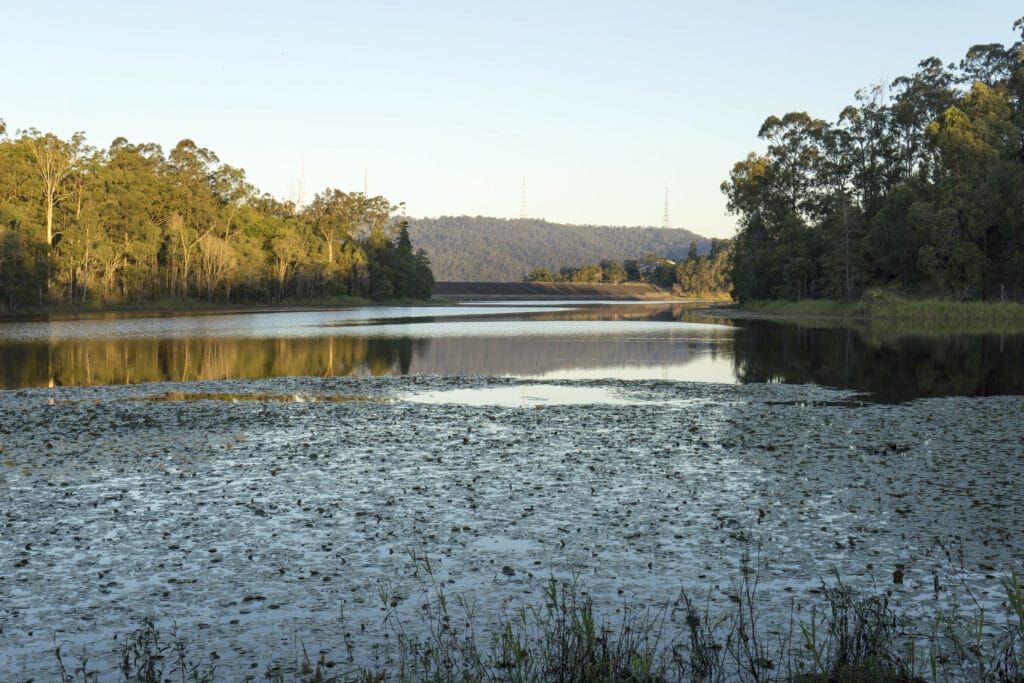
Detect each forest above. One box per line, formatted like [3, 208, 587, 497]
[0, 127, 433, 310]
[525, 238, 732, 297]
[405, 215, 709, 281]
[722, 18, 1024, 302]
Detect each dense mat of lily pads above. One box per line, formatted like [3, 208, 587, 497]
[1, 376, 1022, 679]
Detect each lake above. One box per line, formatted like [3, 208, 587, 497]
[1, 301, 1021, 401]
[1, 301, 1022, 678]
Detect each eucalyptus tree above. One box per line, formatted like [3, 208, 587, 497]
[194, 232, 238, 301]
[211, 163, 254, 241]
[721, 113, 826, 299]
[570, 263, 603, 283]
[600, 259, 628, 284]
[926, 81, 1019, 297]
[306, 188, 356, 267]
[0, 227, 26, 308]
[960, 43, 1018, 88]
[270, 219, 312, 299]
[94, 139, 168, 301]
[724, 16, 1024, 302]
[53, 142, 102, 303]
[165, 139, 220, 296]
[958, 22, 1024, 161]
[359, 194, 402, 242]
[890, 58, 959, 180]
[19, 129, 85, 250]
[756, 112, 827, 222]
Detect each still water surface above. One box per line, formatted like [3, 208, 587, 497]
[1, 301, 1021, 401]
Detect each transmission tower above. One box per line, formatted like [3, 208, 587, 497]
[520, 177, 527, 219]
[288, 157, 306, 215]
[661, 187, 670, 229]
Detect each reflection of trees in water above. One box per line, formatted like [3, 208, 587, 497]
[0, 332, 724, 387]
[733, 323, 1024, 401]
[406, 336, 725, 376]
[524, 303, 724, 323]
[8, 313, 1017, 399]
[394, 303, 731, 376]
[0, 336, 425, 388]
[0, 302, 737, 387]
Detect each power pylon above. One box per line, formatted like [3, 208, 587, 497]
[662, 187, 670, 229]
[520, 177, 527, 219]
[288, 157, 306, 215]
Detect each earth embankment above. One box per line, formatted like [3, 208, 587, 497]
[431, 281, 669, 300]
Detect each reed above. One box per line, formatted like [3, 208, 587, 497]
[51, 561, 1024, 682]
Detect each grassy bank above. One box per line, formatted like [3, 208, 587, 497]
[736, 291, 1024, 335]
[51, 559, 1024, 682]
[677, 290, 734, 303]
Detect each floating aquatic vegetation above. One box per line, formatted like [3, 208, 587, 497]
[0, 376, 1021, 678]
[127, 391, 391, 404]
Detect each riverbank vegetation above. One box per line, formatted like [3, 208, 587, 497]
[722, 18, 1024, 305]
[52, 560, 1024, 682]
[0, 125, 433, 311]
[525, 238, 733, 299]
[738, 289, 1024, 331]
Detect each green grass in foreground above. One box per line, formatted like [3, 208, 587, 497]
[51, 554, 1024, 682]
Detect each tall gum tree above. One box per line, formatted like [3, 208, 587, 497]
[306, 188, 350, 266]
[166, 139, 219, 296]
[98, 139, 166, 301]
[20, 129, 84, 249]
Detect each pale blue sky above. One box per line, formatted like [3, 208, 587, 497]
[2, 1, 1021, 238]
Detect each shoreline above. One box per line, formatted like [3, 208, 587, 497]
[701, 296, 1024, 335]
[0, 296, 451, 321]
[0, 294, 719, 321]
[5, 293, 1024, 338]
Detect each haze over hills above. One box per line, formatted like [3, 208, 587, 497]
[405, 216, 711, 282]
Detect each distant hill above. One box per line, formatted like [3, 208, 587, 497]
[405, 216, 710, 282]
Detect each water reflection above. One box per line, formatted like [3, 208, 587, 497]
[0, 303, 1022, 401]
[0, 305, 569, 342]
[405, 384, 642, 407]
[733, 321, 1024, 402]
[0, 336, 425, 388]
[0, 329, 732, 389]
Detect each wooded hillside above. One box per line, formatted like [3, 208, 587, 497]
[405, 215, 710, 281]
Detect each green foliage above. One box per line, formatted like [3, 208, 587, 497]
[600, 258, 628, 284]
[524, 242, 733, 298]
[724, 18, 1024, 303]
[0, 131, 432, 310]
[525, 267, 555, 282]
[675, 241, 733, 296]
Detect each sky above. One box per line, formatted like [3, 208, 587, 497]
[2, 1, 1021, 239]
